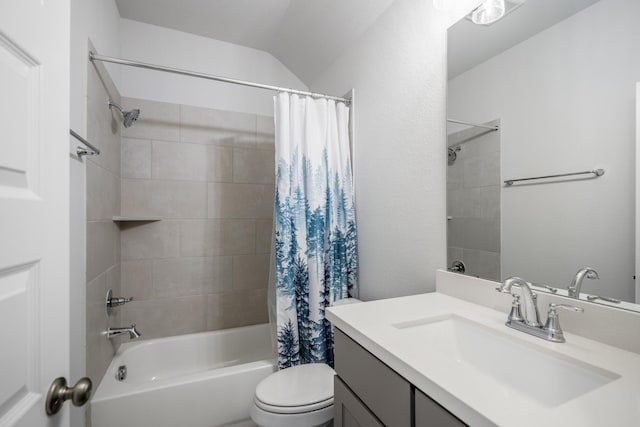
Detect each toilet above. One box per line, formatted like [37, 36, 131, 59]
[250, 363, 335, 427]
[250, 298, 361, 427]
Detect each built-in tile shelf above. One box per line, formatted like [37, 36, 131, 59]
[112, 216, 162, 222]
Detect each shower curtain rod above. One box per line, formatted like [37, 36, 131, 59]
[89, 53, 351, 104]
[447, 118, 499, 131]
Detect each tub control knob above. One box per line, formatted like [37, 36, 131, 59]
[45, 377, 93, 416]
[106, 289, 134, 315]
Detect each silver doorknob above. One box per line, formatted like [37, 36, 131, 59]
[45, 377, 92, 416]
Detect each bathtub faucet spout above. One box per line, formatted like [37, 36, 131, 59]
[107, 324, 141, 339]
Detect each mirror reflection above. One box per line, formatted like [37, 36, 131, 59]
[446, 0, 640, 309]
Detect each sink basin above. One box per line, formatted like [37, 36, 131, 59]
[393, 314, 620, 407]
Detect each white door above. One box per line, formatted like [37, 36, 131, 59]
[0, 0, 71, 426]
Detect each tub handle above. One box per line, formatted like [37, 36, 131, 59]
[106, 288, 133, 315]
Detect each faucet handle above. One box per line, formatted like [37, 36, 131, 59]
[106, 289, 134, 316]
[544, 303, 584, 343]
[507, 294, 524, 323]
[585, 269, 600, 280]
[549, 303, 584, 314]
[109, 296, 133, 306]
[586, 295, 621, 304]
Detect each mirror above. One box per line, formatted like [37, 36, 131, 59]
[446, 0, 640, 311]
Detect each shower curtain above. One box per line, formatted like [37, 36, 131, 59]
[272, 92, 358, 369]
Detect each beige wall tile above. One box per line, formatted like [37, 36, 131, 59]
[206, 145, 233, 182]
[87, 221, 118, 282]
[206, 290, 268, 331]
[122, 179, 207, 218]
[461, 248, 501, 282]
[256, 115, 275, 147]
[257, 185, 275, 219]
[233, 147, 275, 184]
[86, 272, 108, 320]
[448, 217, 500, 253]
[153, 256, 232, 298]
[86, 57, 122, 385]
[208, 183, 253, 219]
[179, 219, 256, 257]
[87, 72, 121, 176]
[450, 186, 500, 220]
[87, 62, 108, 116]
[447, 156, 464, 191]
[121, 220, 180, 260]
[111, 100, 277, 343]
[87, 162, 120, 221]
[151, 141, 232, 182]
[114, 226, 121, 269]
[87, 56, 120, 109]
[180, 104, 257, 146]
[447, 246, 464, 265]
[121, 97, 180, 141]
[463, 153, 501, 188]
[179, 220, 217, 257]
[121, 260, 154, 301]
[255, 220, 273, 254]
[233, 254, 270, 290]
[122, 138, 151, 179]
[120, 296, 208, 340]
[106, 263, 122, 300]
[152, 140, 204, 181]
[221, 220, 257, 254]
[208, 183, 274, 219]
[447, 126, 500, 281]
[86, 273, 118, 384]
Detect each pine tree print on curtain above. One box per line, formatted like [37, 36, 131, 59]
[274, 93, 358, 369]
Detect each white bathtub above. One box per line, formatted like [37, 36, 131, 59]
[91, 323, 276, 427]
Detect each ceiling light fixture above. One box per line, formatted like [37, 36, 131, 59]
[433, 0, 455, 12]
[471, 0, 506, 25]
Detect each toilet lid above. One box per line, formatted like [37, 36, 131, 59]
[255, 363, 335, 411]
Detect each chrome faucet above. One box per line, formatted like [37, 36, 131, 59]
[496, 277, 541, 327]
[497, 277, 584, 343]
[448, 260, 466, 274]
[568, 267, 599, 298]
[107, 324, 141, 339]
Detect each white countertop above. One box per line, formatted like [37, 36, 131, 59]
[326, 292, 640, 427]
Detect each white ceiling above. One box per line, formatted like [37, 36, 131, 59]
[115, 0, 396, 86]
[448, 0, 600, 79]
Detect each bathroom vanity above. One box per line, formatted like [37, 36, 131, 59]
[326, 271, 640, 427]
[333, 328, 464, 426]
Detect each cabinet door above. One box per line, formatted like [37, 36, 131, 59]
[415, 389, 467, 427]
[334, 376, 384, 427]
[334, 329, 411, 426]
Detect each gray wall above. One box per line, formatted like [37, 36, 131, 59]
[118, 97, 273, 339]
[310, 0, 451, 300]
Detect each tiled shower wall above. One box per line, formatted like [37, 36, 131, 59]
[85, 60, 123, 383]
[447, 120, 501, 281]
[119, 97, 273, 339]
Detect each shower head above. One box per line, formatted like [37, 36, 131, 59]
[123, 109, 140, 128]
[108, 101, 140, 128]
[448, 146, 461, 163]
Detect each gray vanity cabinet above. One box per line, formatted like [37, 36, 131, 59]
[414, 389, 466, 427]
[333, 328, 467, 427]
[334, 376, 384, 427]
[334, 329, 411, 426]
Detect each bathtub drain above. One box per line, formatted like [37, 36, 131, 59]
[116, 365, 127, 381]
